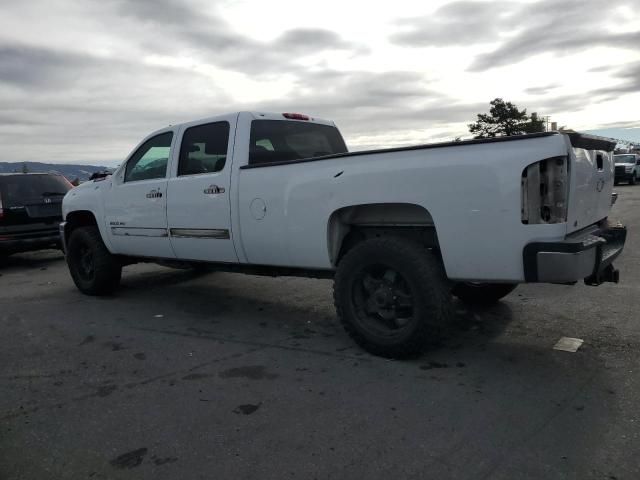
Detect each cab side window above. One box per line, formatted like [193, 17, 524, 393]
[124, 132, 173, 182]
[178, 122, 230, 176]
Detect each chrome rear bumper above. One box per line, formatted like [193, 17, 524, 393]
[523, 223, 626, 285]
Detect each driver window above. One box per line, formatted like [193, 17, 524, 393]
[124, 132, 173, 182]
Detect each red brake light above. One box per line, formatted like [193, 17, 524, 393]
[282, 113, 309, 121]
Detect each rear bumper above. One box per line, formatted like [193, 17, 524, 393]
[0, 232, 61, 254]
[523, 223, 626, 285]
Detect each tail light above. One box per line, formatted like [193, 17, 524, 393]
[282, 113, 309, 120]
[521, 156, 568, 224]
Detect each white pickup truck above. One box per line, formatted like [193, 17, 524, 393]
[61, 111, 626, 357]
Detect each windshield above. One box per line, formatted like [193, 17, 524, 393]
[614, 155, 636, 164]
[249, 120, 348, 165]
[0, 174, 72, 207]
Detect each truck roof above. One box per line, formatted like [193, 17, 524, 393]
[157, 111, 336, 136]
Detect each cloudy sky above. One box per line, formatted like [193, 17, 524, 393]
[1, 0, 639, 166]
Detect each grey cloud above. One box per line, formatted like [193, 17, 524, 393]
[390, 0, 640, 72]
[242, 69, 482, 141]
[275, 29, 351, 50]
[588, 65, 617, 73]
[524, 84, 560, 96]
[391, 1, 514, 46]
[469, 0, 640, 71]
[598, 120, 640, 129]
[0, 45, 89, 86]
[113, 0, 205, 25]
[111, 0, 362, 73]
[0, 40, 234, 163]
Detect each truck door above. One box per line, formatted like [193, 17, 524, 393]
[104, 130, 175, 258]
[166, 117, 238, 263]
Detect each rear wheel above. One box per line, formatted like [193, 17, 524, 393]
[452, 282, 517, 305]
[67, 226, 122, 295]
[334, 236, 452, 358]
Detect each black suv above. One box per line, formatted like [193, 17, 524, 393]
[0, 173, 72, 256]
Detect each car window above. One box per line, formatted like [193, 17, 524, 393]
[124, 132, 173, 182]
[178, 122, 230, 176]
[614, 155, 635, 164]
[0, 174, 71, 207]
[249, 120, 348, 165]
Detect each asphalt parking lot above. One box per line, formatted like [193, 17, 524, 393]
[1, 187, 639, 480]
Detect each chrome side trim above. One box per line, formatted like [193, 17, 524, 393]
[111, 227, 169, 237]
[169, 228, 230, 239]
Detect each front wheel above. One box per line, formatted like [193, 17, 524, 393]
[630, 175, 637, 185]
[67, 226, 122, 295]
[452, 282, 517, 305]
[334, 237, 453, 358]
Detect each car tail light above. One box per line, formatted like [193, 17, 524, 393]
[521, 156, 568, 224]
[282, 113, 309, 120]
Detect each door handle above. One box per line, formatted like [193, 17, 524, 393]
[204, 185, 225, 194]
[146, 189, 163, 199]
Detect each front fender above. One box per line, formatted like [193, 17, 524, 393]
[63, 180, 114, 252]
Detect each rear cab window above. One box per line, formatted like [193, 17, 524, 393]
[249, 120, 347, 165]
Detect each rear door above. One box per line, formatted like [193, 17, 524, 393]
[166, 116, 238, 262]
[104, 130, 175, 258]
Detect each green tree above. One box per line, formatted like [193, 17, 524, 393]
[468, 98, 545, 138]
[21, 162, 29, 173]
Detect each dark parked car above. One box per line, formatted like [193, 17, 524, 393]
[0, 173, 72, 257]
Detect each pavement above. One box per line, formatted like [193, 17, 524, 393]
[1, 186, 639, 480]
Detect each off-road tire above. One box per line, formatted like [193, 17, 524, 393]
[334, 236, 453, 358]
[67, 226, 122, 295]
[452, 282, 517, 305]
[630, 175, 637, 186]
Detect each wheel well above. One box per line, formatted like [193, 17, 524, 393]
[64, 210, 98, 240]
[327, 203, 439, 265]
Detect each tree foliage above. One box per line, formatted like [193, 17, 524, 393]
[468, 98, 545, 138]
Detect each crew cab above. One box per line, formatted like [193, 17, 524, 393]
[60, 112, 626, 357]
[0, 173, 72, 257]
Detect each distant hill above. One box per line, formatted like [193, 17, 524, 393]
[0, 162, 110, 181]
